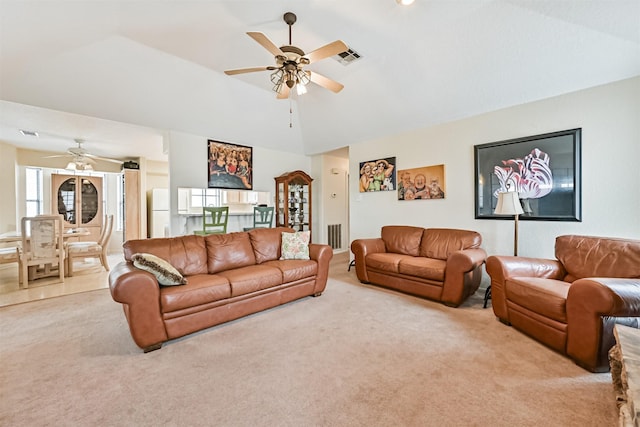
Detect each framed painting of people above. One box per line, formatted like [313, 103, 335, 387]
[474, 128, 581, 221]
[397, 164, 446, 201]
[208, 140, 253, 190]
[358, 157, 396, 192]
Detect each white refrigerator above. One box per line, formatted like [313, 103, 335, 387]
[148, 188, 169, 238]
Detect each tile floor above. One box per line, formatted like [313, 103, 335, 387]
[0, 252, 124, 307]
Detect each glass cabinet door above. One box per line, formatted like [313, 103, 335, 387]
[57, 178, 77, 224]
[80, 178, 99, 225]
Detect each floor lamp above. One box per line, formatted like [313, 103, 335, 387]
[494, 190, 525, 256]
[484, 189, 525, 308]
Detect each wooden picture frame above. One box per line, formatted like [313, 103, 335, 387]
[474, 128, 581, 221]
[208, 140, 253, 190]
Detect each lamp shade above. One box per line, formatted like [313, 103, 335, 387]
[494, 191, 524, 215]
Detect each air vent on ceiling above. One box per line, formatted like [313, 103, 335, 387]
[334, 48, 361, 65]
[19, 129, 39, 137]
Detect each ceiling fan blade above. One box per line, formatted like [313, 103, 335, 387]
[247, 32, 285, 58]
[85, 153, 121, 164]
[276, 85, 290, 100]
[303, 40, 348, 64]
[42, 154, 69, 159]
[224, 66, 276, 76]
[309, 71, 344, 93]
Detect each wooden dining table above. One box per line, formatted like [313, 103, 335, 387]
[0, 228, 90, 244]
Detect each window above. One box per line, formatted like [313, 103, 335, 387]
[25, 167, 43, 216]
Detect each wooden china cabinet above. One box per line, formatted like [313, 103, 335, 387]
[51, 173, 103, 242]
[275, 170, 313, 241]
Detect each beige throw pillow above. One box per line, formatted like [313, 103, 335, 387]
[131, 253, 187, 286]
[280, 231, 311, 260]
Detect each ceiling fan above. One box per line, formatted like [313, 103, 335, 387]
[224, 12, 348, 99]
[44, 139, 122, 171]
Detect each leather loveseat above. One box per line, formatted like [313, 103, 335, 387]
[486, 235, 640, 372]
[109, 227, 332, 352]
[350, 226, 487, 307]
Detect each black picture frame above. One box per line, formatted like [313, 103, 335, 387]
[207, 139, 253, 190]
[474, 128, 581, 221]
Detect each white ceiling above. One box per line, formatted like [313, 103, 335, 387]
[0, 0, 638, 163]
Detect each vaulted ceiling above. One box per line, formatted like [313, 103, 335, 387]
[1, 0, 638, 163]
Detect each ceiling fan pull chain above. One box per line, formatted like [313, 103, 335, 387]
[289, 98, 293, 128]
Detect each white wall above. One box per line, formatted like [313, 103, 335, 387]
[167, 130, 312, 236]
[349, 77, 640, 261]
[0, 142, 18, 233]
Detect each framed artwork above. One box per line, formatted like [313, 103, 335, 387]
[397, 164, 446, 201]
[359, 157, 396, 192]
[208, 139, 253, 190]
[474, 128, 581, 221]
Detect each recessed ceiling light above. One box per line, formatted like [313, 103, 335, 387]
[396, 0, 415, 5]
[19, 129, 39, 137]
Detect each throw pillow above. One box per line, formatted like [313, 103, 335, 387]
[280, 231, 311, 260]
[131, 253, 187, 286]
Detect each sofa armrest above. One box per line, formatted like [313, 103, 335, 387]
[566, 278, 640, 372]
[108, 261, 168, 350]
[350, 238, 386, 283]
[441, 248, 487, 306]
[485, 255, 566, 322]
[309, 243, 334, 294]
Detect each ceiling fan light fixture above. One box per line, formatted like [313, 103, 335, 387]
[396, 0, 415, 5]
[296, 82, 307, 95]
[66, 161, 77, 171]
[296, 70, 310, 86]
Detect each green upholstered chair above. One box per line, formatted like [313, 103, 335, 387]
[195, 206, 229, 235]
[243, 206, 274, 231]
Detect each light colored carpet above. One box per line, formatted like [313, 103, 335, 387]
[0, 260, 617, 426]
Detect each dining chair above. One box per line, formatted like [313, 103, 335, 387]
[66, 214, 114, 276]
[19, 214, 65, 287]
[243, 206, 274, 231]
[0, 245, 22, 284]
[194, 206, 229, 235]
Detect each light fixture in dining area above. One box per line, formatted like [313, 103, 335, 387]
[66, 160, 93, 171]
[396, 0, 415, 5]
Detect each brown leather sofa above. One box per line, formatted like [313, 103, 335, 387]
[109, 227, 333, 352]
[350, 226, 487, 307]
[486, 235, 640, 372]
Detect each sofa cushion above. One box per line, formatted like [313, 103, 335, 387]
[506, 277, 571, 323]
[280, 231, 310, 260]
[264, 259, 318, 283]
[366, 252, 414, 274]
[249, 227, 295, 264]
[124, 235, 208, 275]
[160, 274, 231, 313]
[205, 232, 256, 274]
[420, 228, 482, 260]
[398, 257, 446, 282]
[381, 225, 424, 256]
[131, 253, 187, 286]
[555, 235, 640, 280]
[219, 265, 283, 297]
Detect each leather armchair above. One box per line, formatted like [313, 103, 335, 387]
[486, 235, 640, 372]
